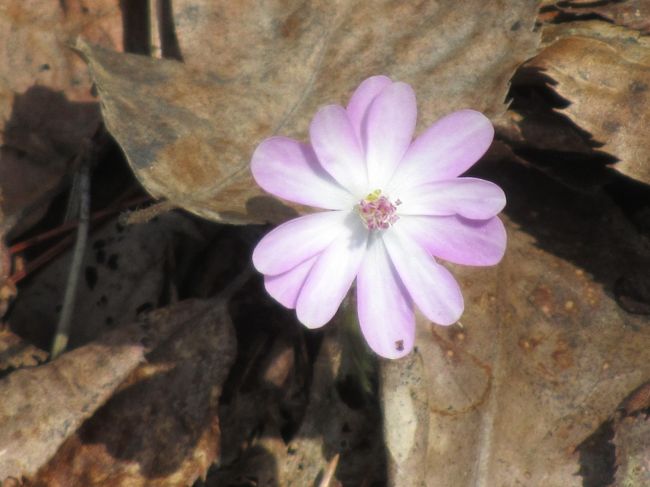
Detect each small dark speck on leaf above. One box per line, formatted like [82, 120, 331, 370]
[107, 254, 119, 270]
[630, 80, 648, 94]
[510, 21, 521, 31]
[603, 120, 621, 134]
[38, 64, 50, 72]
[85, 266, 98, 290]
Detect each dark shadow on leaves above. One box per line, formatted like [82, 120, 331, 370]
[471, 155, 650, 308]
[575, 418, 616, 487]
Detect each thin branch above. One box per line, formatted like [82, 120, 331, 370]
[50, 160, 91, 359]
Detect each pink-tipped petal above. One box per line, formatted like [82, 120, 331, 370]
[383, 226, 464, 326]
[365, 82, 417, 188]
[310, 105, 368, 196]
[296, 218, 368, 329]
[264, 254, 318, 309]
[357, 236, 414, 359]
[397, 214, 507, 266]
[251, 136, 355, 209]
[252, 211, 349, 276]
[398, 178, 506, 219]
[346, 75, 393, 145]
[389, 110, 494, 193]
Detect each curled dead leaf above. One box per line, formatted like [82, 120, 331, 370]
[0, 328, 145, 480]
[524, 21, 650, 185]
[75, 0, 540, 225]
[30, 298, 237, 487]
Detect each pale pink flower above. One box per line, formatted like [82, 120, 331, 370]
[251, 75, 506, 359]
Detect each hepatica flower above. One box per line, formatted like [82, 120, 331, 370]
[251, 75, 506, 359]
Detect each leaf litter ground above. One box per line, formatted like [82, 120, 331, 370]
[0, 1, 649, 486]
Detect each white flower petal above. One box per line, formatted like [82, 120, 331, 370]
[251, 136, 355, 209]
[310, 105, 368, 196]
[264, 254, 318, 309]
[365, 82, 417, 188]
[389, 110, 494, 193]
[398, 178, 506, 219]
[397, 214, 507, 266]
[346, 75, 393, 146]
[383, 224, 464, 326]
[296, 217, 368, 328]
[252, 211, 349, 276]
[357, 236, 414, 359]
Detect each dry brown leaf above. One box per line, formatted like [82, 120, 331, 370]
[620, 381, 650, 415]
[0, 0, 123, 234]
[382, 157, 650, 486]
[0, 324, 145, 480]
[76, 0, 540, 225]
[30, 298, 237, 487]
[552, 0, 650, 33]
[0, 324, 48, 371]
[613, 415, 650, 487]
[523, 20, 650, 185]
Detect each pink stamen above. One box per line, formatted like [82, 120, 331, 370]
[357, 192, 400, 230]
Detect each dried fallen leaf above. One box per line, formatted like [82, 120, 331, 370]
[551, 0, 650, 34]
[382, 157, 650, 486]
[523, 20, 650, 185]
[29, 298, 237, 487]
[0, 324, 48, 372]
[76, 0, 540, 225]
[0, 0, 123, 234]
[0, 323, 145, 480]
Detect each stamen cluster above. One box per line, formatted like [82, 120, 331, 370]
[358, 190, 401, 230]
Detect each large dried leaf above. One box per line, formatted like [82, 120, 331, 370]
[0, 0, 123, 233]
[29, 298, 237, 487]
[77, 0, 540, 224]
[524, 20, 650, 185]
[0, 323, 145, 480]
[382, 158, 650, 486]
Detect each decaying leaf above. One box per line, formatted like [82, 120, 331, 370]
[75, 0, 540, 225]
[0, 323, 145, 480]
[549, 0, 650, 34]
[620, 381, 650, 416]
[382, 158, 650, 486]
[0, 324, 48, 372]
[0, 0, 123, 234]
[523, 20, 650, 185]
[29, 298, 237, 487]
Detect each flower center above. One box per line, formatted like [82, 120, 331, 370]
[357, 189, 401, 230]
